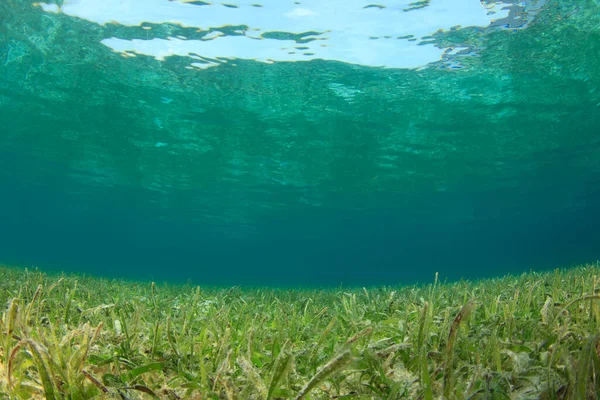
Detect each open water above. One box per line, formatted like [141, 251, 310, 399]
[0, 0, 599, 286]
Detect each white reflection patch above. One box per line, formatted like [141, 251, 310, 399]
[46, 0, 493, 69]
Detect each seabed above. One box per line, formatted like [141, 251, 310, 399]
[1, 263, 600, 399]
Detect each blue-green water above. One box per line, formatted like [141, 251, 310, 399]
[1, 0, 599, 286]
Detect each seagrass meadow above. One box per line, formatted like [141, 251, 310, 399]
[1, 263, 600, 399]
[2, 0, 600, 398]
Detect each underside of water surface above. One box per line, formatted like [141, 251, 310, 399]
[0, 0, 599, 286]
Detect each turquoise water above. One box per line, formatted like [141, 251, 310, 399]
[0, 0, 599, 286]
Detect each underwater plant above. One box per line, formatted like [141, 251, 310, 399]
[1, 263, 600, 399]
